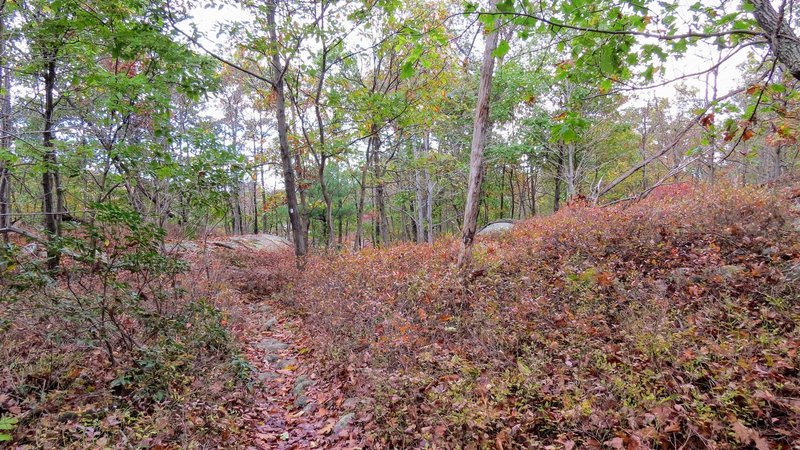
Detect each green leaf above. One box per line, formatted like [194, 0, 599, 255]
[493, 40, 510, 59]
[599, 45, 615, 73]
[496, 0, 514, 13]
[464, 1, 478, 14]
[400, 61, 415, 80]
[0, 417, 17, 431]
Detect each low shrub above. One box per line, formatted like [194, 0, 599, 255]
[0, 206, 251, 448]
[287, 185, 800, 449]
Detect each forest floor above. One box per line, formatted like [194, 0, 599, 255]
[231, 301, 366, 449]
[222, 183, 800, 450]
[1, 183, 799, 449]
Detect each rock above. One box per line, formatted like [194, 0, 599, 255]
[671, 267, 701, 288]
[333, 413, 355, 434]
[294, 395, 309, 408]
[169, 241, 199, 253]
[264, 317, 278, 330]
[715, 264, 746, 279]
[477, 220, 517, 236]
[275, 358, 297, 370]
[256, 338, 289, 352]
[168, 234, 292, 254]
[342, 397, 361, 410]
[293, 375, 313, 397]
[302, 402, 317, 413]
[257, 371, 278, 382]
[785, 263, 800, 281]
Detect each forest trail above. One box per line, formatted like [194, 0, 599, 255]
[236, 302, 364, 450]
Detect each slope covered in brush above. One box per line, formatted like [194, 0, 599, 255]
[280, 185, 800, 449]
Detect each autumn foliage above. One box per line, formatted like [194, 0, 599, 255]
[279, 185, 799, 449]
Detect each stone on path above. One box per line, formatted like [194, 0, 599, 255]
[333, 413, 355, 434]
[256, 338, 289, 352]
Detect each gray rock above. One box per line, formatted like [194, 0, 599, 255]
[257, 371, 278, 382]
[671, 267, 699, 288]
[342, 397, 361, 410]
[294, 395, 309, 408]
[302, 402, 317, 413]
[275, 358, 297, 370]
[168, 234, 292, 255]
[714, 264, 746, 279]
[333, 413, 355, 434]
[257, 338, 289, 352]
[170, 241, 199, 253]
[785, 263, 800, 281]
[264, 317, 278, 330]
[477, 220, 517, 236]
[293, 375, 313, 397]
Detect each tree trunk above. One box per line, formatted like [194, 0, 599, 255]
[499, 165, 505, 217]
[353, 130, 373, 250]
[529, 166, 537, 217]
[372, 132, 388, 245]
[267, 0, 307, 258]
[750, 0, 800, 81]
[42, 52, 60, 270]
[457, 16, 499, 269]
[337, 197, 343, 246]
[565, 143, 576, 200]
[318, 157, 334, 249]
[509, 167, 516, 219]
[413, 141, 426, 243]
[0, 10, 10, 244]
[423, 131, 434, 243]
[553, 149, 563, 212]
[426, 178, 434, 244]
[231, 184, 243, 235]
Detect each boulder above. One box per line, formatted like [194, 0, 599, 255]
[168, 234, 292, 254]
[477, 220, 517, 236]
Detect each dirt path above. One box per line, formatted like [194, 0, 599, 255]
[236, 303, 365, 450]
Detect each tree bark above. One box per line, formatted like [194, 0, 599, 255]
[371, 132, 387, 245]
[0, 9, 10, 244]
[553, 148, 564, 212]
[353, 129, 373, 250]
[318, 158, 334, 249]
[750, 0, 800, 81]
[414, 140, 426, 243]
[457, 16, 499, 269]
[42, 51, 61, 270]
[267, 0, 306, 258]
[529, 166, 537, 217]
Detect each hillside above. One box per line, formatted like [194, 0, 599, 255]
[236, 185, 800, 449]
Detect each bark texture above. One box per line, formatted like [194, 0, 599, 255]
[457, 19, 499, 269]
[750, 0, 800, 80]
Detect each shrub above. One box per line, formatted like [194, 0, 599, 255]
[286, 185, 800, 449]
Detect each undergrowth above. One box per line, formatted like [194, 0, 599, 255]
[0, 206, 252, 449]
[280, 185, 800, 449]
